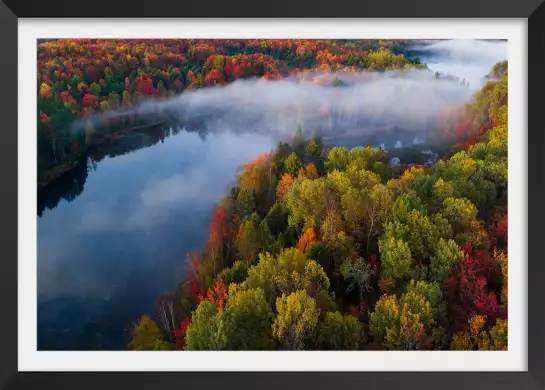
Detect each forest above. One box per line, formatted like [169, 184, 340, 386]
[127, 60, 508, 351]
[37, 39, 433, 188]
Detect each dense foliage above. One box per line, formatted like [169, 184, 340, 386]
[130, 61, 508, 350]
[37, 39, 428, 186]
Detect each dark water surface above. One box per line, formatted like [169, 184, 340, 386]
[38, 129, 275, 349]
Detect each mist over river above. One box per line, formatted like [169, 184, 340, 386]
[37, 39, 507, 350]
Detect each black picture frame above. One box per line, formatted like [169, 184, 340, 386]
[0, 0, 540, 389]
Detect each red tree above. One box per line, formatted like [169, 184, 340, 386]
[446, 248, 501, 331]
[174, 318, 192, 350]
[81, 93, 98, 108]
[208, 205, 231, 250]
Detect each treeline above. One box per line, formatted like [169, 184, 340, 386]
[129, 61, 508, 351]
[437, 60, 507, 146]
[37, 39, 427, 185]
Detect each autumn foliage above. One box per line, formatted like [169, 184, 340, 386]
[296, 227, 318, 253]
[174, 318, 192, 350]
[276, 173, 294, 201]
[200, 279, 228, 311]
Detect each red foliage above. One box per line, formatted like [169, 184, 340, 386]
[296, 227, 317, 253]
[455, 118, 471, 143]
[446, 248, 501, 330]
[187, 278, 201, 303]
[81, 93, 98, 108]
[60, 91, 72, 102]
[173, 78, 182, 91]
[369, 254, 380, 274]
[200, 279, 228, 311]
[174, 318, 192, 350]
[39, 110, 49, 123]
[208, 205, 231, 250]
[134, 75, 159, 96]
[204, 68, 225, 85]
[489, 212, 508, 252]
[224, 59, 233, 76]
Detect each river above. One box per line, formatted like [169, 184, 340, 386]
[38, 129, 275, 349]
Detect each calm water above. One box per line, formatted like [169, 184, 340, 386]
[37, 129, 275, 350]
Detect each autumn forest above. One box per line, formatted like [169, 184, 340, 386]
[37, 39, 508, 351]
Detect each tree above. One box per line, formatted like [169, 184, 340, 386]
[292, 126, 306, 153]
[235, 188, 255, 219]
[369, 290, 437, 350]
[430, 238, 464, 283]
[264, 203, 289, 236]
[220, 287, 275, 349]
[340, 257, 374, 304]
[378, 236, 412, 281]
[298, 162, 319, 180]
[317, 312, 361, 350]
[208, 205, 231, 252]
[284, 152, 302, 176]
[391, 191, 427, 223]
[185, 288, 274, 350]
[276, 173, 294, 201]
[272, 290, 320, 350]
[201, 279, 228, 311]
[451, 316, 507, 351]
[363, 184, 393, 253]
[325, 147, 350, 172]
[89, 81, 101, 97]
[495, 249, 508, 308]
[174, 318, 192, 350]
[218, 260, 248, 286]
[285, 178, 327, 230]
[296, 227, 318, 253]
[442, 197, 478, 233]
[306, 139, 320, 158]
[129, 315, 172, 350]
[236, 219, 261, 263]
[245, 247, 330, 306]
[406, 280, 447, 328]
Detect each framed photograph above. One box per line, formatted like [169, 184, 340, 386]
[1, 0, 541, 388]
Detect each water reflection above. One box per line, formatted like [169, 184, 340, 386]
[37, 127, 275, 350]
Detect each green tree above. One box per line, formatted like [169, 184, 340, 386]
[432, 178, 454, 203]
[89, 81, 101, 97]
[272, 290, 320, 350]
[220, 287, 275, 349]
[285, 178, 327, 230]
[236, 219, 261, 262]
[185, 288, 274, 350]
[129, 315, 173, 350]
[317, 312, 361, 350]
[369, 290, 436, 350]
[245, 247, 330, 305]
[430, 238, 464, 283]
[442, 197, 478, 233]
[306, 139, 320, 158]
[406, 280, 447, 328]
[185, 301, 223, 350]
[378, 236, 412, 281]
[235, 188, 255, 219]
[218, 260, 248, 286]
[292, 126, 306, 153]
[264, 203, 289, 237]
[340, 257, 374, 303]
[363, 184, 394, 252]
[391, 191, 427, 223]
[325, 147, 350, 172]
[284, 152, 302, 176]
